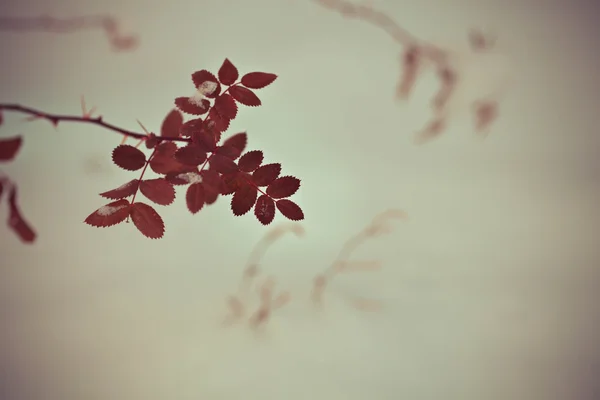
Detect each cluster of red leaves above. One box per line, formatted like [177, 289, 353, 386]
[0, 121, 37, 243]
[85, 59, 303, 239]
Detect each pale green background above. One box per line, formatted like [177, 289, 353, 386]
[1, 0, 599, 399]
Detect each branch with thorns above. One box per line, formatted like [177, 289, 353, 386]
[311, 0, 502, 143]
[0, 97, 184, 243]
[0, 14, 139, 51]
[0, 99, 189, 145]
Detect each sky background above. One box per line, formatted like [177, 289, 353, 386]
[1, 0, 599, 399]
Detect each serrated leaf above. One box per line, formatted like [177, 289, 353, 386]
[220, 172, 241, 195]
[130, 202, 165, 239]
[0, 136, 23, 161]
[231, 184, 257, 216]
[145, 133, 159, 149]
[229, 86, 261, 106]
[112, 144, 146, 171]
[255, 195, 275, 225]
[241, 72, 277, 89]
[220, 132, 247, 159]
[238, 150, 263, 172]
[140, 178, 175, 205]
[252, 163, 281, 186]
[267, 176, 301, 199]
[165, 170, 202, 185]
[161, 109, 183, 138]
[206, 112, 230, 136]
[191, 70, 220, 98]
[200, 170, 223, 205]
[99, 179, 139, 199]
[150, 142, 184, 174]
[175, 144, 207, 166]
[7, 185, 36, 243]
[180, 118, 204, 137]
[218, 58, 239, 86]
[276, 199, 304, 221]
[210, 154, 238, 174]
[175, 97, 210, 115]
[186, 182, 205, 214]
[85, 199, 131, 228]
[214, 93, 237, 120]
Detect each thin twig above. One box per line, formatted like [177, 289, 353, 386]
[311, 0, 506, 142]
[223, 223, 303, 328]
[0, 103, 190, 143]
[0, 14, 139, 51]
[311, 0, 447, 63]
[311, 208, 407, 310]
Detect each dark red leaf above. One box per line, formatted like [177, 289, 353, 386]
[231, 184, 258, 216]
[229, 86, 261, 106]
[145, 133, 159, 149]
[238, 150, 263, 172]
[166, 170, 202, 185]
[214, 94, 237, 120]
[216, 145, 239, 159]
[208, 112, 230, 135]
[210, 154, 239, 174]
[175, 97, 210, 115]
[99, 179, 139, 199]
[139, 178, 175, 205]
[241, 72, 277, 89]
[150, 142, 185, 174]
[276, 199, 304, 221]
[200, 170, 223, 205]
[175, 144, 207, 166]
[220, 132, 247, 160]
[180, 118, 204, 137]
[191, 70, 221, 98]
[0, 136, 23, 161]
[186, 182, 205, 214]
[112, 145, 146, 171]
[255, 195, 275, 225]
[267, 176, 301, 199]
[85, 199, 131, 228]
[130, 202, 165, 239]
[220, 172, 242, 195]
[161, 109, 183, 138]
[252, 163, 281, 186]
[218, 58, 239, 86]
[7, 185, 36, 243]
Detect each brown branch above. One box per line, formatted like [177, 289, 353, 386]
[0, 14, 139, 51]
[0, 103, 191, 143]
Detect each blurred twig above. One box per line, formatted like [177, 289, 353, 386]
[0, 14, 139, 51]
[311, 208, 407, 311]
[311, 0, 504, 142]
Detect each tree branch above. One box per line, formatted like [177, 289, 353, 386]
[0, 103, 190, 143]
